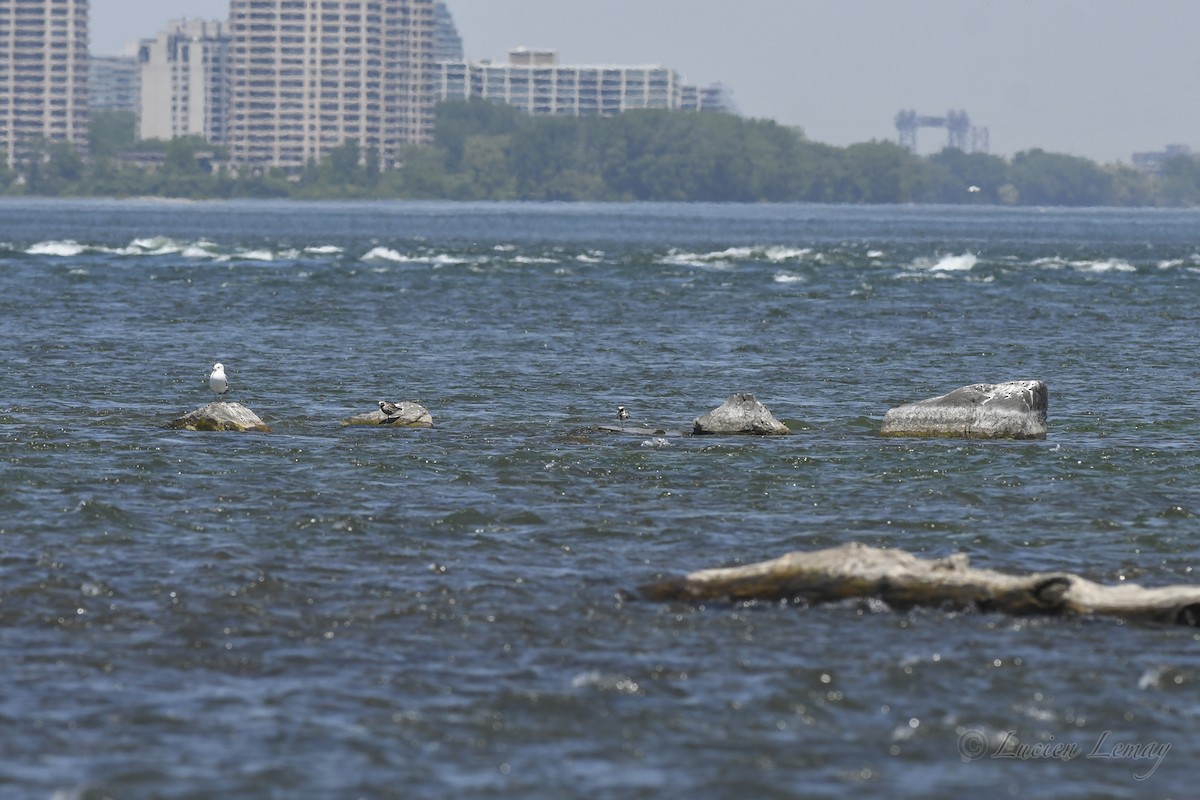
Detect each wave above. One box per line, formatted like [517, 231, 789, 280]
[10, 237, 1170, 281]
[1072, 258, 1135, 273]
[21, 236, 351, 263]
[26, 240, 88, 257]
[662, 245, 814, 268]
[360, 246, 411, 263]
[912, 253, 978, 272]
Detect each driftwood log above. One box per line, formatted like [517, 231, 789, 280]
[635, 543, 1200, 627]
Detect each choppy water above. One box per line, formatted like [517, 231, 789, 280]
[2, 199, 1199, 799]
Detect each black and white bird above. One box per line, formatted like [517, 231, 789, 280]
[379, 400, 403, 417]
[617, 405, 630, 430]
[208, 362, 229, 397]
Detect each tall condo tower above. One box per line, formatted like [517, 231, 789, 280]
[138, 20, 231, 144]
[0, 0, 89, 167]
[227, 0, 434, 171]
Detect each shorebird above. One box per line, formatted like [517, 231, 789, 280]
[208, 362, 228, 398]
[379, 400, 403, 417]
[617, 405, 630, 431]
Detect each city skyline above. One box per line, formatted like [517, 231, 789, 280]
[89, 0, 1200, 164]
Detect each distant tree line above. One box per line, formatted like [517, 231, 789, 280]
[4, 101, 1200, 206]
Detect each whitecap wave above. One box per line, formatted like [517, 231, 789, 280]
[1072, 258, 1135, 273]
[571, 671, 642, 694]
[181, 244, 219, 259]
[304, 245, 343, 255]
[661, 245, 813, 269]
[1031, 256, 1067, 269]
[236, 249, 276, 262]
[127, 236, 182, 255]
[361, 246, 412, 263]
[26, 240, 87, 257]
[928, 253, 978, 272]
[773, 272, 805, 284]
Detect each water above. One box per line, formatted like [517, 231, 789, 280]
[1, 199, 1199, 799]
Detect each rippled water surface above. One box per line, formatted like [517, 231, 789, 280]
[2, 199, 1200, 799]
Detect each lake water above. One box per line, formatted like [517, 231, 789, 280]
[1, 199, 1198, 799]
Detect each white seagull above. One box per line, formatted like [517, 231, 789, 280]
[209, 362, 229, 397]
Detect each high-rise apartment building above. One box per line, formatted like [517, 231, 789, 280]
[89, 53, 138, 114]
[137, 19, 230, 144]
[226, 0, 434, 171]
[432, 48, 738, 118]
[0, 0, 89, 167]
[431, 1, 461, 62]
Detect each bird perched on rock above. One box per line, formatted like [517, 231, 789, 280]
[378, 400, 403, 418]
[209, 362, 229, 398]
[617, 405, 630, 430]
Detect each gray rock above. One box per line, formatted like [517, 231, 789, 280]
[170, 402, 271, 433]
[692, 392, 791, 436]
[881, 380, 1047, 439]
[342, 401, 433, 428]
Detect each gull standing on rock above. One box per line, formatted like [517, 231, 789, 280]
[209, 362, 229, 398]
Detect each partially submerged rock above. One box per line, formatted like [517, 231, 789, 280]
[881, 380, 1047, 440]
[693, 392, 791, 436]
[170, 402, 271, 433]
[342, 401, 433, 428]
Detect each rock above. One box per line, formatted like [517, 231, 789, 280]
[881, 380, 1047, 439]
[342, 401, 433, 428]
[169, 402, 271, 433]
[692, 392, 791, 436]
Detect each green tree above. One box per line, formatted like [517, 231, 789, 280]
[448, 134, 515, 199]
[836, 141, 930, 203]
[435, 98, 523, 171]
[23, 139, 87, 195]
[1008, 149, 1114, 206]
[927, 148, 1009, 203]
[1157, 155, 1200, 206]
[90, 109, 137, 158]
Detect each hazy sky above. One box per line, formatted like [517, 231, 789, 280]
[90, 0, 1200, 164]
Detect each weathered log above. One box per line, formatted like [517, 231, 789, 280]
[635, 542, 1200, 626]
[597, 424, 679, 436]
[169, 402, 271, 432]
[881, 380, 1047, 439]
[693, 392, 791, 436]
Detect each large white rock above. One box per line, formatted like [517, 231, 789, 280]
[692, 393, 791, 436]
[881, 381, 1047, 439]
[170, 402, 271, 433]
